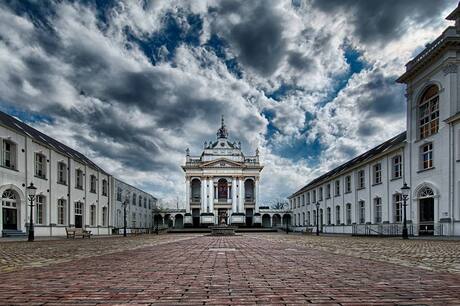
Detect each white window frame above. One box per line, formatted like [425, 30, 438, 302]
[357, 170, 365, 189]
[373, 163, 382, 185]
[345, 175, 351, 193]
[57, 199, 66, 225]
[420, 143, 433, 170]
[35, 153, 47, 179]
[359, 201, 365, 224]
[57, 162, 67, 185]
[393, 193, 402, 223]
[374, 197, 382, 223]
[335, 180, 340, 196]
[36, 195, 45, 225]
[75, 169, 83, 189]
[392, 155, 402, 179]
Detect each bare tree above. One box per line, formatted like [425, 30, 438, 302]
[271, 199, 288, 210]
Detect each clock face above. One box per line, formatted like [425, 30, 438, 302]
[220, 142, 225, 147]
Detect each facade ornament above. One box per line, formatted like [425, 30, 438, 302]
[186, 148, 190, 156]
[255, 147, 259, 156]
[204, 141, 207, 148]
[217, 115, 228, 139]
[443, 63, 458, 75]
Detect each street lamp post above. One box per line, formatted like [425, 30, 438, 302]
[122, 193, 130, 237]
[315, 202, 320, 236]
[401, 183, 411, 240]
[26, 183, 37, 242]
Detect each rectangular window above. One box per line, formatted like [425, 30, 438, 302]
[359, 201, 365, 224]
[2, 140, 17, 169]
[35, 153, 46, 179]
[312, 190, 316, 203]
[326, 207, 331, 225]
[75, 202, 83, 215]
[421, 143, 433, 169]
[335, 180, 340, 196]
[57, 162, 67, 184]
[374, 198, 382, 223]
[307, 211, 311, 226]
[36, 195, 45, 225]
[307, 192, 310, 204]
[357, 170, 365, 189]
[335, 206, 340, 225]
[319, 187, 323, 201]
[144, 198, 147, 208]
[313, 210, 317, 226]
[90, 205, 96, 226]
[139, 196, 142, 207]
[132, 212, 136, 228]
[117, 187, 122, 201]
[90, 175, 97, 193]
[346, 203, 352, 225]
[326, 184, 331, 199]
[133, 193, 136, 205]
[102, 207, 107, 226]
[392, 155, 402, 179]
[102, 180, 108, 196]
[345, 175, 351, 193]
[302, 194, 305, 206]
[57, 199, 66, 225]
[373, 163, 382, 185]
[75, 169, 83, 189]
[393, 193, 402, 223]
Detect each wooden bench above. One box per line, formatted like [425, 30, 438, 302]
[66, 227, 91, 239]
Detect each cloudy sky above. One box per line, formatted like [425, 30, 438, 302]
[0, 0, 457, 207]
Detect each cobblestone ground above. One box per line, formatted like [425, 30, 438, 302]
[260, 233, 460, 274]
[1, 234, 460, 305]
[0, 234, 195, 273]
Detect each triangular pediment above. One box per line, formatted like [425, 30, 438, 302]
[201, 158, 245, 168]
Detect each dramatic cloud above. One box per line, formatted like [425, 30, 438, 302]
[0, 0, 457, 206]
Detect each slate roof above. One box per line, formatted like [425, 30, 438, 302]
[289, 131, 407, 199]
[0, 110, 107, 174]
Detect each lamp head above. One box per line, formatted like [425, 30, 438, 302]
[26, 183, 37, 197]
[401, 182, 410, 197]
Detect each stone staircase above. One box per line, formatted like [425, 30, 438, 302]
[2, 229, 27, 237]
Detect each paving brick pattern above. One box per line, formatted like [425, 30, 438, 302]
[260, 233, 460, 274]
[0, 234, 195, 273]
[1, 234, 460, 305]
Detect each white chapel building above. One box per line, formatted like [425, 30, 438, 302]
[289, 3, 460, 237]
[182, 117, 263, 227]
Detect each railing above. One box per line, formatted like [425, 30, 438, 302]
[112, 226, 168, 235]
[352, 223, 414, 236]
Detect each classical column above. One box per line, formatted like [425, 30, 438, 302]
[232, 177, 237, 214]
[201, 177, 207, 213]
[185, 177, 190, 214]
[209, 177, 214, 214]
[238, 177, 244, 213]
[255, 177, 260, 213]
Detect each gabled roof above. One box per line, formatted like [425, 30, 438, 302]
[289, 131, 406, 199]
[0, 110, 107, 174]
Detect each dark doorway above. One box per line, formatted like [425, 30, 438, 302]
[218, 208, 228, 225]
[419, 198, 434, 235]
[245, 208, 253, 227]
[2, 208, 17, 230]
[192, 208, 200, 227]
[175, 215, 184, 229]
[75, 215, 83, 228]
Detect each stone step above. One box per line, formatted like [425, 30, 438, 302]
[2, 230, 27, 237]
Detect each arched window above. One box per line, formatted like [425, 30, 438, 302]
[418, 186, 434, 198]
[419, 85, 439, 139]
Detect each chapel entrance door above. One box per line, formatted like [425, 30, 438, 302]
[192, 208, 200, 227]
[419, 198, 434, 236]
[245, 208, 253, 227]
[218, 209, 227, 225]
[2, 208, 17, 230]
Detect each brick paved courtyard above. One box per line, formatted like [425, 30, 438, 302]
[1, 234, 460, 305]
